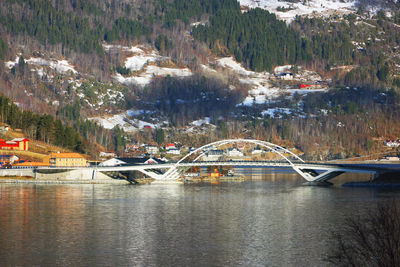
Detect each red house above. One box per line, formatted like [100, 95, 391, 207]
[165, 143, 176, 150]
[299, 84, 312, 89]
[0, 138, 29, 151]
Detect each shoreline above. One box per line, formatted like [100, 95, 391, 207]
[0, 178, 130, 184]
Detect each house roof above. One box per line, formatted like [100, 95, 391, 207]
[99, 158, 126, 166]
[12, 138, 29, 142]
[207, 150, 224, 155]
[279, 72, 293, 76]
[50, 153, 86, 159]
[15, 162, 49, 166]
[118, 157, 163, 164]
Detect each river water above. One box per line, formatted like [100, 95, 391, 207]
[0, 172, 399, 266]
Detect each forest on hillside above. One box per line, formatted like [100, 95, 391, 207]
[1, 0, 399, 80]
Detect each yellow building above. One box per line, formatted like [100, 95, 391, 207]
[44, 153, 87, 167]
[14, 161, 50, 167]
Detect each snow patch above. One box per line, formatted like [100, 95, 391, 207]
[109, 44, 193, 86]
[274, 65, 293, 74]
[27, 58, 77, 74]
[5, 56, 77, 74]
[261, 108, 293, 117]
[191, 117, 211, 126]
[215, 57, 254, 76]
[124, 46, 160, 71]
[113, 66, 192, 86]
[239, 0, 357, 22]
[90, 110, 163, 132]
[4, 56, 19, 69]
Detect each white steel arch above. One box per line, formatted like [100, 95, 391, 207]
[177, 139, 303, 165]
[162, 139, 304, 179]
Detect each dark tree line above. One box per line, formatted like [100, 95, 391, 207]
[133, 75, 244, 127]
[0, 37, 7, 60]
[192, 7, 354, 71]
[0, 0, 356, 72]
[0, 95, 82, 151]
[152, 0, 240, 27]
[1, 0, 149, 55]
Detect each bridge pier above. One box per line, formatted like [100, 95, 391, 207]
[162, 166, 188, 180]
[293, 166, 345, 182]
[137, 169, 164, 180]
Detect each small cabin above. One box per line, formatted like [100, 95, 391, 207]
[278, 73, 294, 80]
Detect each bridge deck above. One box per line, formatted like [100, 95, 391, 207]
[6, 161, 400, 173]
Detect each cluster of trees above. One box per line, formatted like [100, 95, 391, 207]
[0, 92, 126, 155]
[116, 66, 130, 75]
[57, 103, 129, 153]
[192, 7, 354, 71]
[104, 18, 150, 42]
[0, 95, 82, 151]
[0, 0, 367, 75]
[1, 0, 148, 55]
[153, 0, 240, 27]
[0, 37, 7, 59]
[135, 75, 244, 127]
[154, 34, 173, 52]
[294, 12, 400, 89]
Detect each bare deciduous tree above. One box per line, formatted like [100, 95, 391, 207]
[326, 199, 400, 267]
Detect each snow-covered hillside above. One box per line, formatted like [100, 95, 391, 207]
[105, 44, 192, 86]
[88, 49, 329, 132]
[90, 109, 166, 131]
[5, 56, 77, 76]
[208, 57, 326, 106]
[239, 0, 357, 21]
[107, 44, 327, 108]
[5, 41, 332, 130]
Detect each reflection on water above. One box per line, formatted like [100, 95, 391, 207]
[0, 172, 398, 266]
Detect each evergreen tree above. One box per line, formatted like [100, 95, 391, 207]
[0, 37, 7, 59]
[155, 128, 165, 145]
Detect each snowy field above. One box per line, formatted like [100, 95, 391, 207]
[90, 109, 164, 132]
[239, 0, 357, 22]
[5, 56, 77, 75]
[208, 57, 325, 106]
[105, 44, 193, 86]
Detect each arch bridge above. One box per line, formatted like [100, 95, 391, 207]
[7, 139, 391, 183]
[124, 139, 379, 182]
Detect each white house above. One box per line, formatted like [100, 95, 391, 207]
[226, 148, 244, 157]
[165, 143, 176, 150]
[203, 150, 224, 161]
[99, 151, 116, 158]
[166, 148, 180, 155]
[99, 158, 126, 166]
[100, 157, 161, 166]
[125, 144, 140, 152]
[384, 140, 400, 147]
[252, 149, 263, 155]
[145, 145, 159, 155]
[278, 72, 294, 80]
